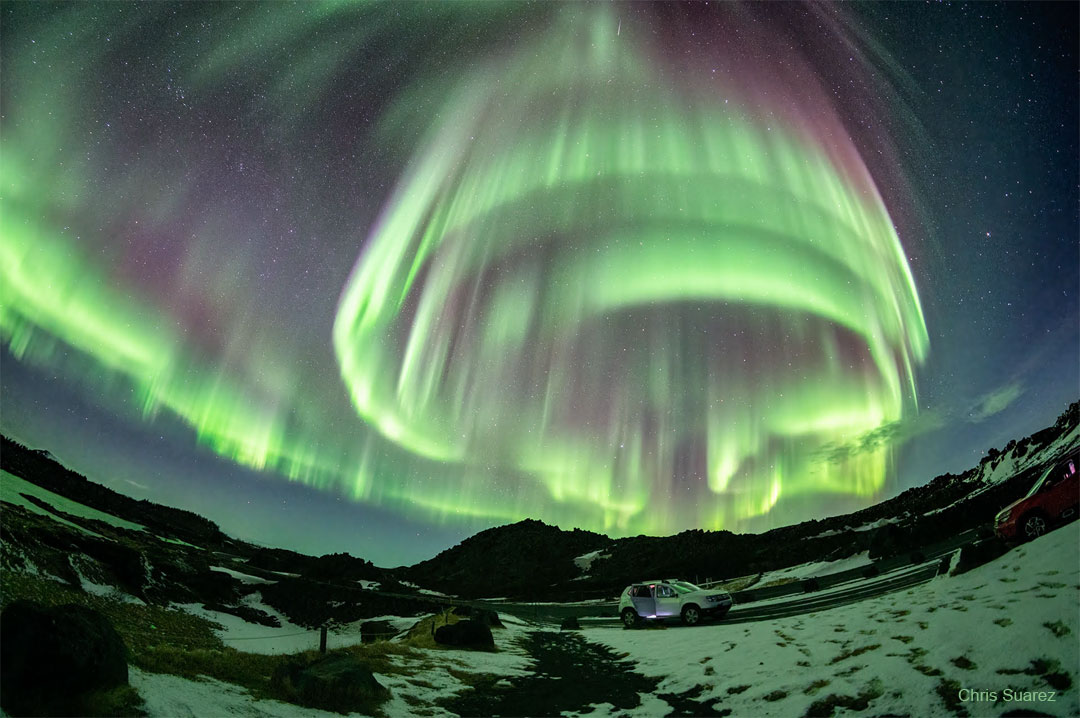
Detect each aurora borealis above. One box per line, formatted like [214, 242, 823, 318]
[2, 2, 1077, 565]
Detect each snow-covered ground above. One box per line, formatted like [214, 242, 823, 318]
[146, 523, 1077, 717]
[134, 610, 537, 718]
[580, 520, 1080, 717]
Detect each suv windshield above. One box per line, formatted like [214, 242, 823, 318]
[672, 581, 701, 594]
[1024, 465, 1055, 498]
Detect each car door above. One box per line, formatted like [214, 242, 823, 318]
[654, 583, 681, 617]
[630, 585, 656, 618]
[1046, 457, 1078, 517]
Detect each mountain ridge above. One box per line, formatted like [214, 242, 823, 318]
[1, 400, 1076, 605]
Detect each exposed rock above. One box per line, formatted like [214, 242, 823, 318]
[451, 605, 504, 627]
[271, 653, 388, 713]
[301, 552, 381, 583]
[0, 600, 130, 717]
[951, 538, 1010, 576]
[361, 619, 396, 643]
[434, 618, 495, 649]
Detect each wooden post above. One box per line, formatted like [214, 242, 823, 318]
[320, 624, 328, 654]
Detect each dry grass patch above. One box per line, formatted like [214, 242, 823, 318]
[401, 610, 464, 650]
[804, 679, 883, 718]
[1, 569, 223, 653]
[1043, 620, 1071, 637]
[828, 643, 881, 664]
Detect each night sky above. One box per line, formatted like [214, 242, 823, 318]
[2, 2, 1076, 567]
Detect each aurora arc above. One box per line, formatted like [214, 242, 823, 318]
[1, 4, 929, 537]
[333, 9, 929, 533]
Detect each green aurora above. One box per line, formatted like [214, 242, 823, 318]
[2, 4, 929, 537]
[333, 8, 929, 533]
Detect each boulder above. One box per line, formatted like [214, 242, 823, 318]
[361, 619, 396, 643]
[560, 616, 581, 631]
[951, 538, 1009, 576]
[272, 654, 388, 713]
[434, 619, 495, 649]
[451, 605, 504, 628]
[0, 600, 130, 717]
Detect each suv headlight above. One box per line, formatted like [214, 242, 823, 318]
[995, 509, 1010, 524]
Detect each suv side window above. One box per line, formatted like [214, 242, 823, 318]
[656, 584, 676, 598]
[631, 585, 651, 598]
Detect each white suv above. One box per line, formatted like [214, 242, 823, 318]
[619, 579, 733, 627]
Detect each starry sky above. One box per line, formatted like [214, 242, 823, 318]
[2, 2, 1076, 567]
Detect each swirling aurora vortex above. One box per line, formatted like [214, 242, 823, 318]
[333, 9, 928, 533]
[1, 4, 928, 537]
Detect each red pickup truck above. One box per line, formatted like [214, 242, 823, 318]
[994, 452, 1079, 541]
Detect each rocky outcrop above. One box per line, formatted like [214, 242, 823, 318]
[360, 619, 396, 642]
[0, 600, 130, 716]
[271, 653, 389, 713]
[434, 619, 495, 649]
[451, 605, 504, 628]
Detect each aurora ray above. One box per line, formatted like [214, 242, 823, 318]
[333, 7, 929, 533]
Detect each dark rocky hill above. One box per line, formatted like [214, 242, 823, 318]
[403, 519, 609, 599]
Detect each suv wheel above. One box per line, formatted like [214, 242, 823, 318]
[621, 608, 640, 629]
[1022, 513, 1048, 540]
[681, 605, 701, 626]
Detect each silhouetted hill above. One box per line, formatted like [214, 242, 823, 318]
[1, 436, 225, 546]
[404, 519, 609, 598]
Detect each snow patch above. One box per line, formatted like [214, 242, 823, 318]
[573, 549, 609, 572]
[754, 550, 873, 587]
[209, 565, 276, 585]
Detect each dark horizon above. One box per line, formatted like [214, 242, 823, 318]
[3, 396, 1075, 570]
